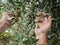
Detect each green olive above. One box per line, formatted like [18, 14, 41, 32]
[38, 18, 43, 22]
[37, 25, 40, 28]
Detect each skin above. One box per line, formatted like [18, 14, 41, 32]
[35, 12, 52, 45]
[0, 10, 19, 33]
[0, 11, 51, 45]
[0, 12, 11, 33]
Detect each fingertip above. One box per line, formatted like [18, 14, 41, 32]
[48, 16, 52, 22]
[48, 16, 51, 19]
[41, 12, 46, 16]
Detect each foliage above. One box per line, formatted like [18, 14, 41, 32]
[0, 0, 60, 45]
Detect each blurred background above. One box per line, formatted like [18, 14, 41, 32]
[0, 0, 60, 45]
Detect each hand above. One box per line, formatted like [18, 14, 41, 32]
[35, 12, 52, 38]
[1, 10, 19, 24]
[0, 11, 19, 33]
